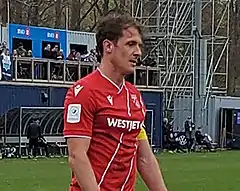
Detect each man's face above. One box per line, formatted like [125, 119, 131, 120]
[110, 27, 142, 75]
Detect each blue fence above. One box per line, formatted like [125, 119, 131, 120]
[9, 24, 67, 58]
[0, 85, 164, 148]
[0, 85, 65, 115]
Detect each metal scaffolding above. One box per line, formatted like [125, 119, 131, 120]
[131, 0, 230, 117]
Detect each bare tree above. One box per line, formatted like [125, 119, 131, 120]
[54, 0, 62, 28]
[0, 0, 8, 25]
[0, 0, 133, 30]
[228, 0, 240, 95]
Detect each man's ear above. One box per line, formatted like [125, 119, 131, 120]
[103, 40, 113, 53]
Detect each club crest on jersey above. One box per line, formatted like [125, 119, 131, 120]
[131, 94, 140, 108]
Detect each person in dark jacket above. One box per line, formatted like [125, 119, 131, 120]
[195, 127, 214, 151]
[27, 119, 49, 158]
[184, 116, 195, 152]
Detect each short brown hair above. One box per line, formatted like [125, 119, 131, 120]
[96, 13, 142, 57]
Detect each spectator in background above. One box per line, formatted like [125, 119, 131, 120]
[42, 44, 52, 80]
[0, 41, 7, 54]
[27, 119, 49, 159]
[67, 49, 98, 62]
[17, 43, 27, 57]
[51, 45, 59, 59]
[26, 50, 33, 57]
[88, 49, 97, 62]
[43, 44, 51, 59]
[1, 48, 9, 59]
[12, 49, 18, 58]
[79, 49, 97, 62]
[4, 49, 10, 56]
[75, 51, 81, 61]
[51, 47, 63, 80]
[80, 50, 89, 61]
[67, 49, 77, 61]
[2, 41, 7, 49]
[184, 116, 195, 152]
[1, 48, 12, 80]
[57, 49, 64, 60]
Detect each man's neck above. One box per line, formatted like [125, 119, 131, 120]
[99, 59, 125, 87]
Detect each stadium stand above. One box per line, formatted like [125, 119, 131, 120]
[10, 57, 160, 87]
[0, 23, 163, 158]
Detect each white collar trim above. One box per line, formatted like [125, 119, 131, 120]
[97, 68, 125, 93]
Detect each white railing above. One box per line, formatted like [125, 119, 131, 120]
[9, 57, 163, 90]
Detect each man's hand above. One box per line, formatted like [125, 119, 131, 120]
[137, 139, 168, 191]
[67, 137, 100, 191]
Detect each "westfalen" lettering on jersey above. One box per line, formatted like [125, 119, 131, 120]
[107, 118, 145, 131]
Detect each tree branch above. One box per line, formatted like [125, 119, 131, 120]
[39, 1, 56, 18]
[77, 0, 100, 26]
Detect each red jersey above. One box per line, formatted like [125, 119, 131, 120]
[63, 68, 146, 191]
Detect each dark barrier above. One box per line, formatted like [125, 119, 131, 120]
[0, 107, 65, 157]
[0, 90, 164, 156]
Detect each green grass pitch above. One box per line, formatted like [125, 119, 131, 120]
[0, 151, 240, 191]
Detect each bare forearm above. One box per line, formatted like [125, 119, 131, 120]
[137, 154, 167, 191]
[69, 153, 100, 191]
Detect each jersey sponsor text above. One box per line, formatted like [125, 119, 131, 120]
[107, 117, 144, 131]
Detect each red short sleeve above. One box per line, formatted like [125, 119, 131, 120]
[63, 84, 96, 139]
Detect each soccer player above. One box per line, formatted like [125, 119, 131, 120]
[64, 14, 168, 191]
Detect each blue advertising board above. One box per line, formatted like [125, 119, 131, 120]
[9, 24, 67, 58]
[0, 84, 163, 148]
